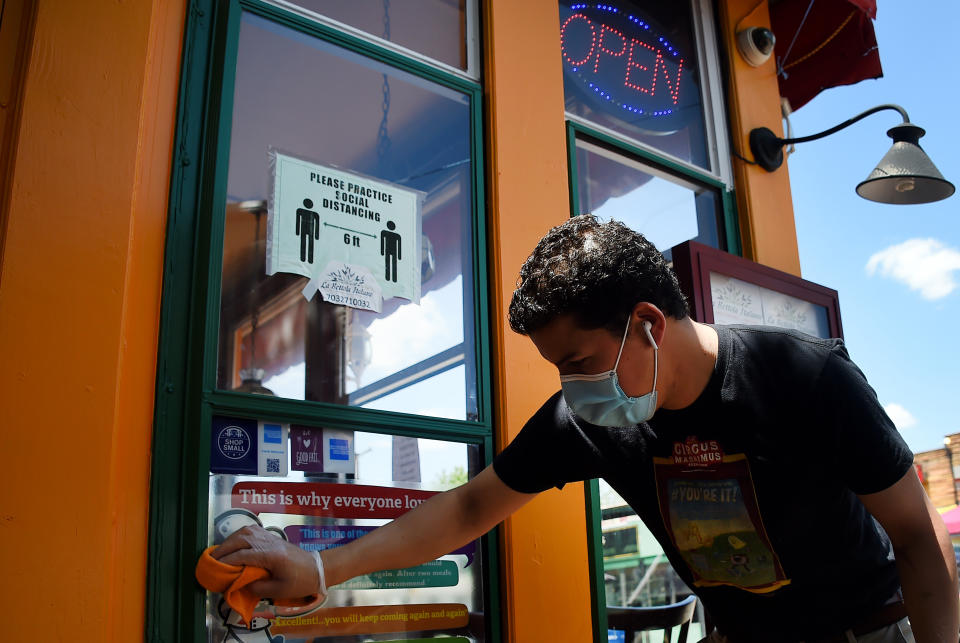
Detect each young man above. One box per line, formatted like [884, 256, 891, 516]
[211, 215, 958, 642]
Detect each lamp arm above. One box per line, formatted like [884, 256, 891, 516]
[780, 104, 910, 146]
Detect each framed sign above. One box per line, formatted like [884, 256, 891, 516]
[671, 241, 843, 339]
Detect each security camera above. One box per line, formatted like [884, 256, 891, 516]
[736, 27, 776, 67]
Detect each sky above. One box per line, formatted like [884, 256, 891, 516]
[784, 1, 960, 454]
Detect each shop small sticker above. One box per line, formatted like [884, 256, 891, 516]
[211, 416, 258, 475]
[219, 425, 251, 460]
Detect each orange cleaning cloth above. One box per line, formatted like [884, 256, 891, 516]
[195, 546, 317, 625]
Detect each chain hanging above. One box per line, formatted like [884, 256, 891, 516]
[376, 0, 392, 170]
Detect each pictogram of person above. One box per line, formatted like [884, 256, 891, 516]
[296, 198, 320, 263]
[380, 220, 402, 282]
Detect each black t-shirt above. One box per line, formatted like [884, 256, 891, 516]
[493, 325, 913, 642]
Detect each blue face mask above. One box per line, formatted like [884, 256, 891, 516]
[559, 318, 658, 426]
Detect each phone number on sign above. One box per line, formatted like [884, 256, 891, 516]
[324, 293, 373, 307]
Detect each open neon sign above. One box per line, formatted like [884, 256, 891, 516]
[560, 3, 691, 126]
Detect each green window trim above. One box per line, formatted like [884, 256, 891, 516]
[147, 1, 498, 640]
[584, 479, 610, 641]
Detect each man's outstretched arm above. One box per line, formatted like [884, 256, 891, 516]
[860, 468, 960, 643]
[211, 465, 536, 599]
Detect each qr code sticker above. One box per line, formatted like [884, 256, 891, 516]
[266, 458, 280, 473]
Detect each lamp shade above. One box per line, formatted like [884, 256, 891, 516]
[856, 124, 955, 204]
[234, 368, 275, 396]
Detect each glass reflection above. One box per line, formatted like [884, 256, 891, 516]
[217, 13, 478, 420]
[207, 425, 485, 641]
[599, 479, 706, 640]
[281, 0, 470, 70]
[575, 140, 723, 258]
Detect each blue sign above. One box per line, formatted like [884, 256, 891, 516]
[211, 416, 258, 475]
[329, 437, 350, 461]
[263, 423, 283, 444]
[560, 2, 696, 131]
[608, 629, 626, 643]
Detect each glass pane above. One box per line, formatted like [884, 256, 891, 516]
[575, 139, 722, 257]
[361, 364, 470, 421]
[709, 272, 831, 337]
[207, 417, 486, 641]
[283, 0, 469, 70]
[599, 479, 706, 641]
[559, 0, 710, 169]
[217, 13, 478, 420]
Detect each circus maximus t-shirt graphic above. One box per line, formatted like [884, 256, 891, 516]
[654, 436, 789, 593]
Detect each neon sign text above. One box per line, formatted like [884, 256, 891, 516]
[560, 3, 689, 120]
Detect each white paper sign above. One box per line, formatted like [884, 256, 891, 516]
[709, 273, 764, 325]
[760, 289, 822, 336]
[710, 271, 829, 337]
[268, 150, 423, 311]
[302, 261, 384, 312]
[257, 421, 289, 477]
[322, 428, 355, 475]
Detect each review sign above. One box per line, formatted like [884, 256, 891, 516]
[232, 481, 435, 519]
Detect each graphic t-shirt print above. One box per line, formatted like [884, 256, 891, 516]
[654, 436, 790, 593]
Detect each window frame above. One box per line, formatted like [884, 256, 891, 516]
[561, 2, 740, 640]
[560, 0, 733, 184]
[261, 0, 482, 82]
[146, 1, 498, 640]
[565, 120, 742, 259]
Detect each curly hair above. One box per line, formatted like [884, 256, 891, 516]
[508, 215, 688, 335]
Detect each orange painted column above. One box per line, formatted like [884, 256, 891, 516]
[719, 0, 802, 276]
[0, 1, 184, 640]
[484, 1, 595, 640]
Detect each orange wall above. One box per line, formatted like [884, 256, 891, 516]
[485, 0, 595, 640]
[0, 0, 35, 273]
[720, 0, 801, 276]
[0, 1, 184, 640]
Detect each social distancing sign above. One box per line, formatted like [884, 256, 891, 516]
[267, 150, 423, 311]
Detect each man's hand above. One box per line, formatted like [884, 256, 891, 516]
[206, 466, 535, 602]
[211, 525, 321, 600]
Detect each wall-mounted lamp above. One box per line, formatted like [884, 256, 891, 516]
[749, 104, 955, 205]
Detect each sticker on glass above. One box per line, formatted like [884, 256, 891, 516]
[267, 150, 424, 312]
[257, 421, 289, 477]
[210, 416, 258, 475]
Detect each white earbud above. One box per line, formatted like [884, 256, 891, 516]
[641, 320, 658, 349]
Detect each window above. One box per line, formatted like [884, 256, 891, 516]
[598, 481, 706, 640]
[207, 427, 486, 641]
[561, 2, 735, 640]
[217, 12, 480, 420]
[572, 137, 726, 261]
[149, 1, 493, 641]
[559, 0, 729, 176]
[275, 0, 478, 76]
[562, 0, 737, 259]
